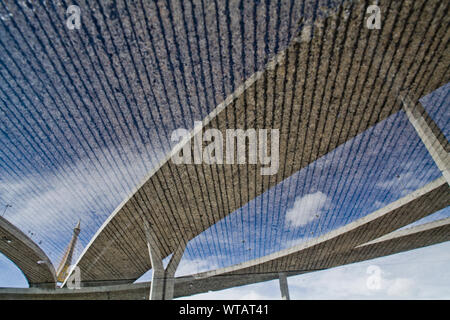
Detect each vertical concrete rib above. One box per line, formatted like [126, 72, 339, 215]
[401, 94, 450, 184]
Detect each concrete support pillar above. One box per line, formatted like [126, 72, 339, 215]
[143, 220, 165, 300]
[143, 220, 186, 300]
[163, 243, 186, 300]
[401, 94, 450, 185]
[278, 272, 290, 300]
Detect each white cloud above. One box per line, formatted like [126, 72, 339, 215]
[371, 164, 439, 211]
[374, 161, 438, 198]
[376, 172, 420, 191]
[285, 191, 331, 228]
[0, 144, 164, 263]
[176, 257, 220, 277]
[280, 235, 315, 250]
[387, 278, 416, 297]
[288, 265, 375, 299]
[372, 200, 388, 210]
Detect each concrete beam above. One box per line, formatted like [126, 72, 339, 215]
[401, 94, 450, 185]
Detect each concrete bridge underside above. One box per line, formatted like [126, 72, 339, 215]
[0, 0, 447, 294]
[65, 0, 450, 287]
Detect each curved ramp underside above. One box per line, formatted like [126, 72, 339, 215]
[191, 178, 449, 280]
[67, 0, 450, 286]
[175, 216, 450, 299]
[0, 216, 56, 288]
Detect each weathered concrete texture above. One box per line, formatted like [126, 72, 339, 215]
[0, 216, 56, 288]
[67, 0, 450, 286]
[1, 215, 449, 299]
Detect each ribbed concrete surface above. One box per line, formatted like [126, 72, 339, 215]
[0, 216, 56, 288]
[68, 0, 450, 285]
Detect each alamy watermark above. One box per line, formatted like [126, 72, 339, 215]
[171, 122, 279, 176]
[57, 3, 382, 32]
[366, 4, 381, 30]
[66, 265, 81, 289]
[66, 5, 81, 30]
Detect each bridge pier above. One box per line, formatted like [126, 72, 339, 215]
[278, 272, 290, 300]
[143, 220, 186, 300]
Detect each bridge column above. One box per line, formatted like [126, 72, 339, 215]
[163, 241, 186, 300]
[143, 220, 165, 300]
[143, 220, 186, 300]
[401, 94, 450, 185]
[278, 272, 290, 300]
